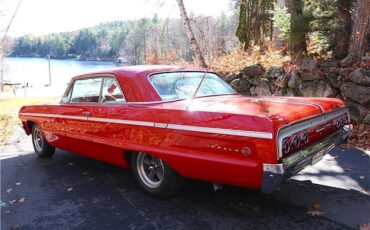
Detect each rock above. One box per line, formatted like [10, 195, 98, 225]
[364, 114, 370, 125]
[250, 80, 271, 96]
[300, 80, 336, 97]
[267, 66, 284, 78]
[301, 58, 317, 71]
[300, 71, 321, 81]
[318, 59, 337, 69]
[340, 55, 359, 67]
[286, 88, 298, 96]
[274, 75, 289, 88]
[288, 72, 301, 89]
[273, 89, 284, 96]
[349, 68, 370, 86]
[340, 82, 370, 106]
[244, 75, 259, 86]
[224, 72, 241, 82]
[325, 72, 340, 88]
[241, 64, 265, 77]
[345, 100, 370, 123]
[230, 78, 251, 93]
[362, 55, 370, 68]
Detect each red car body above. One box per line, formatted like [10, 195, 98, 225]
[19, 65, 352, 193]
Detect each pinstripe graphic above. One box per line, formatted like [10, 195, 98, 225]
[19, 112, 273, 139]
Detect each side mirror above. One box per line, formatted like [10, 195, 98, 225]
[61, 96, 69, 103]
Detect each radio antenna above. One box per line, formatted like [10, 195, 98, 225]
[186, 68, 209, 110]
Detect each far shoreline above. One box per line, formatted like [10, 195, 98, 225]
[6, 55, 118, 63]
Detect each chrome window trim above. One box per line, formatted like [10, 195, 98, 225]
[276, 107, 348, 159]
[61, 74, 127, 105]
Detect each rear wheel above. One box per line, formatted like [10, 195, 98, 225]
[131, 152, 184, 198]
[32, 124, 55, 158]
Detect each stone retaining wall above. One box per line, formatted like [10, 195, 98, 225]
[222, 58, 370, 124]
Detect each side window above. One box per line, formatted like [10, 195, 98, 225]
[101, 77, 126, 103]
[70, 78, 102, 103]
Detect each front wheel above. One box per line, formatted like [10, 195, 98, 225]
[32, 124, 55, 158]
[131, 152, 184, 198]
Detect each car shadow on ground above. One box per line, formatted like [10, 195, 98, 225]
[1, 147, 369, 229]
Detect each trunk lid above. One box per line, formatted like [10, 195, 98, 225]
[166, 95, 345, 125]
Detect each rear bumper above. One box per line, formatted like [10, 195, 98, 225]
[261, 124, 353, 193]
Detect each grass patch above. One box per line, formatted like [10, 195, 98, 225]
[0, 97, 58, 145]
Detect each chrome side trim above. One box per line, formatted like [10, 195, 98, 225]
[19, 112, 273, 139]
[20, 113, 88, 121]
[89, 117, 154, 127]
[277, 107, 348, 158]
[167, 124, 273, 139]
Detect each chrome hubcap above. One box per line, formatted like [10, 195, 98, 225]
[137, 152, 164, 188]
[33, 128, 43, 152]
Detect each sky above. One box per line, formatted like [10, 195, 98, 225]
[1, 0, 232, 37]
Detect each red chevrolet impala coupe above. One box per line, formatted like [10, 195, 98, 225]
[19, 65, 352, 197]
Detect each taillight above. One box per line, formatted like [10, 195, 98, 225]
[282, 138, 291, 155]
[291, 134, 299, 148]
[299, 131, 309, 144]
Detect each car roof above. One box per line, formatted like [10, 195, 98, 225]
[70, 65, 213, 102]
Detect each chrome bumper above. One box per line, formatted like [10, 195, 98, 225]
[261, 124, 353, 193]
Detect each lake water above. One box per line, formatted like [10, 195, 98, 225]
[3, 57, 119, 87]
[1, 57, 122, 98]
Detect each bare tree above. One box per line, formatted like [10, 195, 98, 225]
[176, 0, 207, 68]
[346, 0, 370, 58]
[1, 0, 23, 92]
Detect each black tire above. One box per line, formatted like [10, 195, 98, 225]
[31, 124, 55, 158]
[131, 152, 184, 198]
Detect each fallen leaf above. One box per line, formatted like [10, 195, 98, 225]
[6, 188, 13, 193]
[66, 162, 74, 167]
[16, 140, 20, 143]
[15, 182, 21, 186]
[359, 176, 365, 180]
[251, 206, 260, 212]
[67, 187, 74, 192]
[360, 223, 370, 230]
[313, 203, 321, 210]
[307, 210, 325, 216]
[11, 224, 20, 230]
[8, 200, 17, 205]
[18, 197, 26, 203]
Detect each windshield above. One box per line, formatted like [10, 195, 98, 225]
[149, 72, 236, 101]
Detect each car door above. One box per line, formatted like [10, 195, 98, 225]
[49, 76, 103, 157]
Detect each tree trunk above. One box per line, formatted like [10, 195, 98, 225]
[272, 0, 288, 49]
[347, 0, 370, 58]
[335, 0, 352, 58]
[287, 0, 307, 56]
[176, 0, 207, 68]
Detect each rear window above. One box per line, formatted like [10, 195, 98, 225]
[149, 72, 236, 101]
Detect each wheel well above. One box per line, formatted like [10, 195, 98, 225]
[25, 120, 36, 135]
[124, 150, 137, 168]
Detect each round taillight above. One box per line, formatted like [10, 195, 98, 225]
[282, 138, 291, 154]
[291, 134, 299, 148]
[300, 131, 309, 144]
